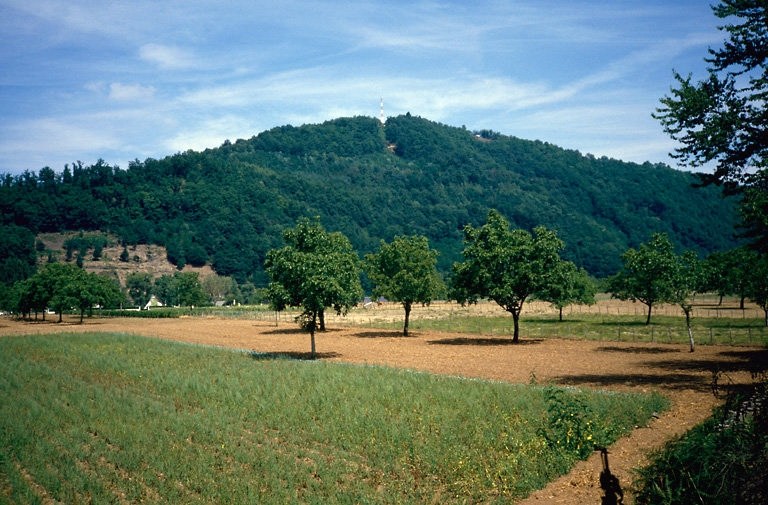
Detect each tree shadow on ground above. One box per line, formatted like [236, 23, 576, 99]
[248, 350, 340, 361]
[598, 320, 654, 327]
[554, 372, 711, 392]
[718, 348, 768, 364]
[554, 348, 768, 392]
[427, 337, 543, 346]
[353, 331, 412, 339]
[526, 319, 571, 325]
[258, 327, 304, 335]
[597, 345, 682, 355]
[650, 349, 768, 375]
[262, 327, 345, 336]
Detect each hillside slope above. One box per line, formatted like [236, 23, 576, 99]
[0, 114, 740, 282]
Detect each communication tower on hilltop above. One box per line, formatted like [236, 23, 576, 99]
[379, 97, 385, 124]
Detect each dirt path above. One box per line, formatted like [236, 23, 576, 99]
[2, 315, 766, 503]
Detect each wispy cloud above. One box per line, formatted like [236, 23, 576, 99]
[139, 43, 196, 70]
[0, 0, 723, 173]
[109, 82, 156, 101]
[164, 114, 257, 153]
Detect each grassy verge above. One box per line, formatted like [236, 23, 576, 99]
[1, 333, 667, 504]
[633, 377, 767, 504]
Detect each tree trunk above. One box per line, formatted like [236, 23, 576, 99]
[559, 306, 563, 322]
[310, 311, 317, 359]
[58, 310, 63, 323]
[403, 302, 412, 336]
[511, 310, 521, 343]
[645, 303, 653, 325]
[684, 306, 694, 352]
[80, 309, 85, 324]
[319, 309, 326, 331]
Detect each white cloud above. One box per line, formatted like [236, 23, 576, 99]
[108, 82, 156, 101]
[0, 0, 724, 174]
[139, 43, 196, 70]
[0, 117, 120, 169]
[163, 115, 257, 153]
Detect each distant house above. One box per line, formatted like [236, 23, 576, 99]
[362, 296, 388, 309]
[144, 295, 164, 310]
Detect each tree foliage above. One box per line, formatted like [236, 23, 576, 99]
[0, 224, 36, 286]
[10, 263, 122, 322]
[0, 115, 741, 284]
[669, 251, 704, 351]
[153, 272, 208, 308]
[126, 272, 154, 308]
[655, 0, 767, 248]
[701, 246, 757, 307]
[535, 261, 596, 322]
[265, 217, 363, 357]
[365, 235, 444, 336]
[745, 253, 768, 326]
[452, 210, 565, 343]
[608, 233, 679, 325]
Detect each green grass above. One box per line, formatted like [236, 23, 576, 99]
[368, 313, 768, 346]
[0, 333, 667, 504]
[633, 379, 768, 504]
[98, 304, 279, 319]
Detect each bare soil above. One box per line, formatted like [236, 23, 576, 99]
[2, 314, 766, 504]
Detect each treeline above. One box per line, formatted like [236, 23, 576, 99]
[0, 115, 741, 286]
[2, 213, 765, 336]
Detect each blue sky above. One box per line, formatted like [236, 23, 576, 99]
[0, 0, 722, 175]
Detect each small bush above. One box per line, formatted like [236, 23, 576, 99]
[540, 387, 597, 460]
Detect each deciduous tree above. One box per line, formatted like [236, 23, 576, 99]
[153, 272, 208, 308]
[608, 233, 678, 325]
[701, 247, 757, 307]
[451, 210, 564, 343]
[126, 272, 153, 308]
[669, 251, 703, 351]
[535, 260, 596, 322]
[745, 253, 768, 326]
[265, 217, 363, 358]
[365, 235, 444, 336]
[65, 271, 122, 323]
[655, 0, 768, 248]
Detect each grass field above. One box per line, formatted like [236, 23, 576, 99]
[374, 313, 768, 346]
[98, 298, 768, 347]
[0, 332, 667, 504]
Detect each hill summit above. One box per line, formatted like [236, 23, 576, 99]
[1, 114, 740, 283]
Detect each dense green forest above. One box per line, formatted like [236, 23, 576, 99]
[0, 114, 740, 285]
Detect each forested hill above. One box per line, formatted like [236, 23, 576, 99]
[0, 114, 740, 283]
